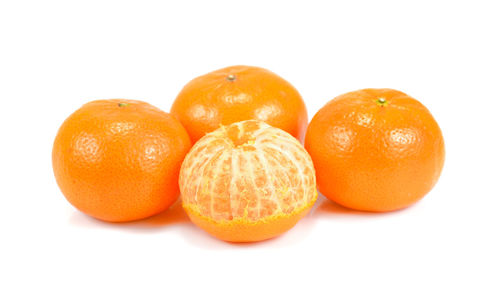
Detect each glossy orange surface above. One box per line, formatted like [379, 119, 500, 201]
[171, 65, 308, 143]
[52, 99, 192, 222]
[305, 89, 445, 212]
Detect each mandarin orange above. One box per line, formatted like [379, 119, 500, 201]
[305, 89, 445, 212]
[52, 99, 192, 222]
[171, 65, 308, 143]
[179, 120, 317, 242]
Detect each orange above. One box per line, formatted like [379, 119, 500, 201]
[171, 65, 308, 143]
[179, 120, 317, 242]
[305, 89, 445, 212]
[52, 99, 192, 222]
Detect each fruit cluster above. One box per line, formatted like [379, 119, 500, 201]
[53, 65, 445, 242]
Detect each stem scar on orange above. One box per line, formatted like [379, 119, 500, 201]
[179, 120, 317, 242]
[305, 89, 445, 212]
[170, 65, 308, 144]
[52, 99, 192, 222]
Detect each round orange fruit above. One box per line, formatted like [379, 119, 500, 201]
[52, 99, 192, 222]
[305, 89, 445, 212]
[179, 120, 317, 242]
[171, 65, 308, 143]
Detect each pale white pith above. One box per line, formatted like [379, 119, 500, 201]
[179, 120, 316, 222]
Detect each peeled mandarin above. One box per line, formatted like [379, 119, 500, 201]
[179, 120, 317, 242]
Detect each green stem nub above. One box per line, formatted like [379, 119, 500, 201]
[226, 74, 236, 82]
[118, 102, 129, 107]
[376, 98, 388, 107]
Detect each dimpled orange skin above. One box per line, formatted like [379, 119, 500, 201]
[179, 120, 317, 242]
[52, 99, 192, 222]
[171, 65, 308, 143]
[305, 89, 445, 212]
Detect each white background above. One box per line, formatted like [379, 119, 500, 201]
[1, 1, 499, 295]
